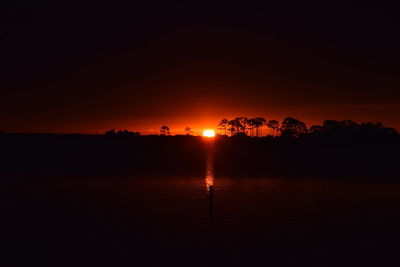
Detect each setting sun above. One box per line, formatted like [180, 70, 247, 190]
[203, 129, 216, 137]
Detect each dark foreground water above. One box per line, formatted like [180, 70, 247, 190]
[2, 175, 400, 266]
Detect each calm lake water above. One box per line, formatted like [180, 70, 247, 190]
[3, 173, 400, 266]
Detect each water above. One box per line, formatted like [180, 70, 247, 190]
[2, 173, 400, 266]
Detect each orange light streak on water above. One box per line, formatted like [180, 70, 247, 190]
[205, 156, 214, 190]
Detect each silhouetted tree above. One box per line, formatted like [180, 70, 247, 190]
[105, 129, 140, 136]
[227, 120, 236, 136]
[218, 119, 229, 135]
[267, 120, 280, 137]
[228, 118, 241, 136]
[223, 117, 265, 136]
[160, 126, 170, 136]
[322, 119, 358, 133]
[254, 117, 267, 137]
[320, 120, 359, 138]
[309, 125, 324, 135]
[228, 117, 249, 135]
[248, 117, 266, 137]
[280, 117, 307, 138]
[117, 130, 140, 136]
[184, 126, 193, 135]
[237, 117, 249, 134]
[105, 129, 116, 136]
[307, 120, 399, 141]
[248, 118, 257, 137]
[358, 122, 398, 138]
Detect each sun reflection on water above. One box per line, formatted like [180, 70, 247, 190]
[205, 168, 214, 190]
[205, 157, 214, 190]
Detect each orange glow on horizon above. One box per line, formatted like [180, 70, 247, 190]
[203, 129, 216, 137]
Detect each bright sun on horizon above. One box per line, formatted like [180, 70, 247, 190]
[203, 129, 216, 137]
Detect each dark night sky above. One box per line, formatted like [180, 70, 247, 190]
[2, 2, 400, 134]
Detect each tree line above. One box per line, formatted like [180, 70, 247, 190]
[104, 117, 398, 138]
[217, 117, 398, 138]
[218, 117, 277, 137]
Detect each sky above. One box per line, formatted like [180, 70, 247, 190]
[1, 2, 400, 134]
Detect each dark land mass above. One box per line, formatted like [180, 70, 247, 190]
[1, 133, 399, 179]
